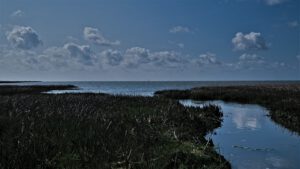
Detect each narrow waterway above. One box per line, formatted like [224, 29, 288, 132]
[180, 100, 300, 169]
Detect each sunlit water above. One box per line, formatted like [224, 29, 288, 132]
[180, 100, 300, 169]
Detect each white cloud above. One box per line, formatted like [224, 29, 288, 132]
[264, 0, 287, 6]
[100, 49, 123, 66]
[225, 53, 265, 70]
[0, 43, 292, 74]
[169, 26, 191, 33]
[288, 21, 299, 28]
[297, 55, 300, 61]
[6, 26, 42, 50]
[194, 52, 221, 66]
[83, 27, 120, 46]
[0, 45, 38, 70]
[37, 44, 101, 70]
[226, 53, 290, 70]
[0, 43, 99, 71]
[232, 32, 268, 51]
[238, 54, 265, 66]
[239, 53, 264, 61]
[37, 47, 68, 70]
[63, 43, 95, 65]
[11, 10, 24, 17]
[149, 51, 184, 67]
[121, 47, 186, 68]
[0, 43, 188, 71]
[122, 47, 150, 68]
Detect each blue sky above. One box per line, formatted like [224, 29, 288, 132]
[0, 0, 299, 81]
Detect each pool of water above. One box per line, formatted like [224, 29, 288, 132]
[180, 100, 300, 169]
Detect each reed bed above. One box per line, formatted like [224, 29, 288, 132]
[0, 86, 230, 169]
[155, 84, 300, 134]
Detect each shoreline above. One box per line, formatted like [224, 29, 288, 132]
[155, 84, 300, 135]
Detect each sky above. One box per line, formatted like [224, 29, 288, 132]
[0, 0, 299, 81]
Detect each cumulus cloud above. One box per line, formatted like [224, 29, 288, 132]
[6, 26, 42, 50]
[37, 47, 71, 70]
[122, 47, 150, 68]
[11, 10, 24, 17]
[264, 0, 287, 6]
[0, 45, 38, 70]
[169, 26, 191, 33]
[6, 26, 42, 49]
[120, 47, 186, 68]
[0, 44, 96, 71]
[194, 53, 221, 66]
[83, 27, 120, 46]
[149, 51, 184, 67]
[63, 43, 95, 65]
[36, 44, 101, 70]
[2, 43, 98, 70]
[100, 49, 123, 66]
[232, 32, 268, 51]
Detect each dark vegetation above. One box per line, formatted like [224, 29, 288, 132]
[0, 85, 77, 95]
[155, 84, 300, 134]
[0, 85, 230, 169]
[0, 81, 40, 84]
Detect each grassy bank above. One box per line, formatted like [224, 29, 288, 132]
[155, 84, 300, 134]
[0, 85, 230, 169]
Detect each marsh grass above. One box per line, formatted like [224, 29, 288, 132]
[0, 86, 230, 169]
[0, 81, 40, 84]
[0, 85, 77, 95]
[155, 84, 300, 134]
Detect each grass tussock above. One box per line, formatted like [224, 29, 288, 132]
[155, 84, 300, 134]
[0, 86, 230, 169]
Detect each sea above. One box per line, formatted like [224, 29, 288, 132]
[2, 81, 299, 96]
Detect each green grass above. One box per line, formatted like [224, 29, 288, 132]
[0, 86, 230, 169]
[155, 84, 300, 134]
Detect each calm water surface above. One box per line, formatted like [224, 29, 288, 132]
[1, 81, 299, 96]
[180, 100, 300, 169]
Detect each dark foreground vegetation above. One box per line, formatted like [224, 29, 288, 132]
[0, 85, 230, 169]
[155, 84, 300, 134]
[0, 85, 77, 95]
[0, 81, 40, 84]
